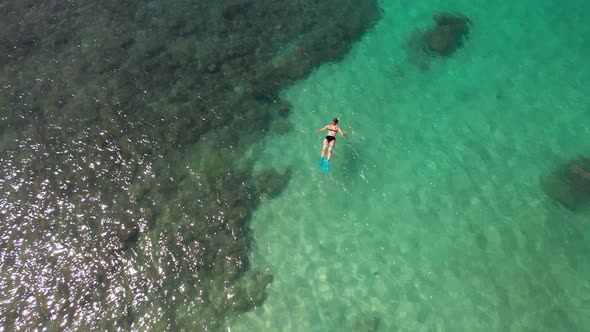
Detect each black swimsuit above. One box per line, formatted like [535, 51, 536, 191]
[325, 126, 338, 143]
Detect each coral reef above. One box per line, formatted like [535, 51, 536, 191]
[541, 157, 590, 211]
[254, 169, 292, 198]
[424, 13, 471, 55]
[405, 12, 471, 68]
[0, 0, 381, 330]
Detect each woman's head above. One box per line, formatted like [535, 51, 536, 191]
[332, 118, 339, 124]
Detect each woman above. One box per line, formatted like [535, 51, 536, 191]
[316, 118, 348, 168]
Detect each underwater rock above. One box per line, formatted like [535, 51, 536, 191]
[206, 63, 218, 73]
[405, 12, 470, 68]
[119, 224, 140, 250]
[228, 269, 273, 312]
[221, 1, 253, 21]
[254, 169, 292, 198]
[541, 157, 590, 211]
[424, 13, 470, 55]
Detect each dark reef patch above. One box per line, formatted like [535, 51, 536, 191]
[542, 157, 590, 212]
[424, 13, 471, 55]
[0, 0, 380, 330]
[405, 12, 471, 69]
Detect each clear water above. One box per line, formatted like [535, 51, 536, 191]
[231, 1, 590, 331]
[2, 0, 590, 331]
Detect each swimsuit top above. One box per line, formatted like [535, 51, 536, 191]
[328, 126, 338, 132]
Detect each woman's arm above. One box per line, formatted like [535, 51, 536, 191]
[338, 127, 349, 138]
[316, 125, 328, 133]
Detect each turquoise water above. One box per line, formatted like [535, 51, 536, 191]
[2, 0, 589, 330]
[231, 1, 590, 331]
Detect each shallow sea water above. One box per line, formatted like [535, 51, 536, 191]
[231, 0, 590, 331]
[2, 0, 589, 330]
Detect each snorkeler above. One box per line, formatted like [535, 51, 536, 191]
[316, 118, 348, 170]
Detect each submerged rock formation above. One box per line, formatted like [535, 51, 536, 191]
[0, 0, 381, 330]
[405, 12, 471, 68]
[423, 13, 471, 55]
[542, 157, 590, 211]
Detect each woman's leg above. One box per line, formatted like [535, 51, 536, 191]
[327, 140, 336, 159]
[320, 138, 328, 158]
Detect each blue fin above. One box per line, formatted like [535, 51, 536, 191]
[322, 159, 330, 172]
[317, 157, 326, 169]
